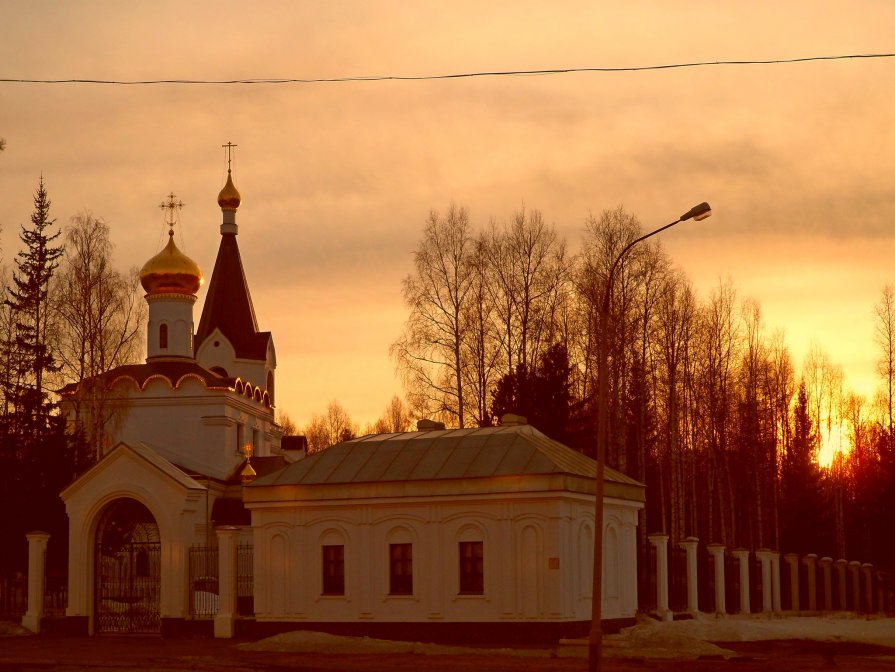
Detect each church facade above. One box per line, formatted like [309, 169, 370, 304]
[53, 159, 645, 640]
[58, 167, 286, 635]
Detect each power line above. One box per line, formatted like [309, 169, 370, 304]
[1, 52, 892, 86]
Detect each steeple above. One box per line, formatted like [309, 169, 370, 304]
[195, 145, 275, 397]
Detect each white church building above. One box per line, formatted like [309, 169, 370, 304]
[51, 159, 645, 641]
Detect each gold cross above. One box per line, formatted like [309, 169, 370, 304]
[222, 141, 238, 171]
[159, 192, 184, 234]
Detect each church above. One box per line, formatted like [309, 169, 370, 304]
[53, 155, 644, 641]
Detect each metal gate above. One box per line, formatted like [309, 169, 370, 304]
[94, 499, 161, 634]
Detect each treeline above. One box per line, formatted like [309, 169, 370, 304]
[393, 203, 895, 568]
[0, 177, 145, 570]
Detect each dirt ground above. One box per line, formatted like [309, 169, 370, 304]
[1, 635, 895, 672]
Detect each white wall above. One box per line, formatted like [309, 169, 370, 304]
[100, 379, 279, 480]
[250, 491, 641, 624]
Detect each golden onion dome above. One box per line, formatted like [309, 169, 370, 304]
[140, 232, 203, 295]
[217, 170, 242, 211]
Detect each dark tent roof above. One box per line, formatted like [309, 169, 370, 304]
[195, 232, 270, 360]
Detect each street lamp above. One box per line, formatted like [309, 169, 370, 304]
[588, 201, 711, 672]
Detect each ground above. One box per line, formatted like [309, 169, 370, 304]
[2, 616, 895, 671]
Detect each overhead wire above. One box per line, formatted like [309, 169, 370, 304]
[0, 53, 892, 86]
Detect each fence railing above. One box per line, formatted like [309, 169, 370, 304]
[644, 534, 893, 618]
[0, 572, 27, 620]
[188, 544, 254, 618]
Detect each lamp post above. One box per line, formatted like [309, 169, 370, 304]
[588, 201, 712, 672]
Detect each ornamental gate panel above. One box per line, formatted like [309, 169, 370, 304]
[94, 498, 161, 634]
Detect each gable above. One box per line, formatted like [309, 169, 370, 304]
[61, 441, 206, 505]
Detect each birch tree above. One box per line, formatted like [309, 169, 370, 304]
[874, 284, 895, 447]
[392, 204, 474, 427]
[55, 213, 145, 461]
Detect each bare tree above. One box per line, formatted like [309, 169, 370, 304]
[0, 266, 17, 419]
[578, 206, 645, 469]
[695, 279, 740, 546]
[303, 400, 356, 453]
[461, 232, 503, 426]
[652, 270, 696, 542]
[487, 208, 568, 382]
[804, 342, 844, 465]
[54, 213, 145, 461]
[392, 204, 474, 427]
[369, 394, 413, 434]
[276, 410, 298, 436]
[874, 285, 895, 445]
[765, 328, 794, 550]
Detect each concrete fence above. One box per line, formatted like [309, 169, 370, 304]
[644, 534, 893, 619]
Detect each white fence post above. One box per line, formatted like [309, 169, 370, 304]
[862, 563, 874, 613]
[802, 554, 818, 611]
[755, 549, 774, 614]
[819, 557, 833, 611]
[784, 553, 799, 612]
[770, 552, 781, 613]
[679, 537, 699, 616]
[707, 543, 726, 615]
[732, 549, 750, 615]
[849, 561, 862, 612]
[22, 531, 50, 634]
[835, 559, 848, 610]
[648, 534, 671, 621]
[214, 526, 240, 638]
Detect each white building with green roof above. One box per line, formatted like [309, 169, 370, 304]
[244, 419, 645, 642]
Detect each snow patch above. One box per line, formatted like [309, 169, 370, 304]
[238, 630, 552, 657]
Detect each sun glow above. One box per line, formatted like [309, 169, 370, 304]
[817, 423, 848, 469]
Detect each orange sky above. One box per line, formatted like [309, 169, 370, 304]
[1, 2, 894, 429]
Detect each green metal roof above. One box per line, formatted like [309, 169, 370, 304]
[252, 424, 643, 492]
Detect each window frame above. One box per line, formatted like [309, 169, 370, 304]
[458, 540, 484, 595]
[321, 544, 345, 596]
[388, 542, 413, 596]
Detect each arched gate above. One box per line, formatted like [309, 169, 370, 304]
[94, 498, 161, 634]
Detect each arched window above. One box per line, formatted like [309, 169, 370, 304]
[320, 529, 347, 596]
[387, 527, 415, 596]
[159, 323, 168, 349]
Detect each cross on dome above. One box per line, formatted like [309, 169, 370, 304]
[140, 191, 202, 296]
[222, 141, 238, 172]
[217, 143, 242, 212]
[159, 192, 184, 236]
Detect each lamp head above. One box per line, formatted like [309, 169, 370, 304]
[681, 202, 712, 222]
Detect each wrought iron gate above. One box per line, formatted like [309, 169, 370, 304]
[94, 498, 161, 634]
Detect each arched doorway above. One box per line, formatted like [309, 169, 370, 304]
[94, 498, 161, 634]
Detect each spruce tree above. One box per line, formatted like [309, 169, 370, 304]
[781, 382, 828, 554]
[4, 176, 63, 434]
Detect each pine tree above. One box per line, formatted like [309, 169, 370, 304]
[781, 382, 828, 555]
[4, 177, 64, 434]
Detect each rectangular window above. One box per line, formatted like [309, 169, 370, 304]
[322, 545, 345, 595]
[459, 541, 484, 594]
[236, 423, 244, 454]
[389, 543, 413, 595]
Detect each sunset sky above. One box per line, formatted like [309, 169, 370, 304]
[1, 2, 894, 432]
